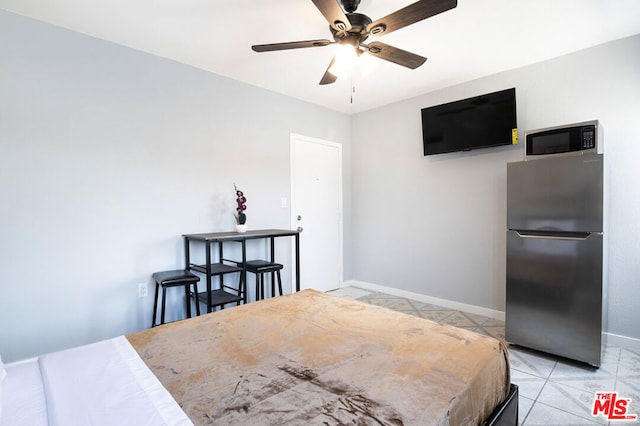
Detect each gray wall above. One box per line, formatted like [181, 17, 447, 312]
[0, 11, 351, 362]
[2, 9, 639, 362]
[351, 34, 640, 344]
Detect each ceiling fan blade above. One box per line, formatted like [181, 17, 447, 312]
[319, 57, 339, 85]
[365, 41, 427, 69]
[252, 39, 332, 52]
[366, 0, 457, 36]
[311, 0, 352, 31]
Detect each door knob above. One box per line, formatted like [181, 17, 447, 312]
[297, 226, 303, 232]
[297, 215, 302, 221]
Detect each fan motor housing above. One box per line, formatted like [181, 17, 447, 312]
[340, 0, 362, 13]
[330, 12, 372, 44]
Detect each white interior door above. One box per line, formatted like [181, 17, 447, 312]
[291, 134, 343, 292]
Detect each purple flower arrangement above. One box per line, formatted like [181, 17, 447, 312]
[234, 184, 247, 225]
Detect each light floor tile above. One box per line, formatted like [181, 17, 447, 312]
[325, 286, 372, 299]
[439, 311, 477, 327]
[463, 311, 494, 326]
[602, 345, 622, 366]
[537, 381, 609, 425]
[509, 347, 558, 379]
[406, 300, 447, 311]
[511, 369, 548, 400]
[615, 378, 640, 422]
[524, 401, 602, 425]
[551, 358, 616, 383]
[618, 348, 640, 377]
[366, 297, 416, 311]
[519, 396, 535, 425]
[483, 326, 506, 341]
[549, 376, 616, 395]
[365, 292, 402, 300]
[417, 310, 454, 322]
[481, 317, 506, 327]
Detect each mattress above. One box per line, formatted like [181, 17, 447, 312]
[127, 289, 510, 425]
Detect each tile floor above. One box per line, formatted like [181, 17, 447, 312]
[327, 286, 640, 425]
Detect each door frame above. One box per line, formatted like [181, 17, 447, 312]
[290, 133, 344, 291]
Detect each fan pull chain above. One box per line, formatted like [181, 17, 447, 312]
[350, 76, 355, 104]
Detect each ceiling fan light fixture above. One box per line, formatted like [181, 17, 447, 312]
[357, 50, 378, 77]
[328, 43, 358, 78]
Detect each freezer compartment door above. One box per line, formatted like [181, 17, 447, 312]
[505, 230, 603, 366]
[507, 154, 603, 232]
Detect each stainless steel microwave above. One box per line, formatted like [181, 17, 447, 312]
[524, 120, 602, 160]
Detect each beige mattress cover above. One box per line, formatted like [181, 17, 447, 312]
[127, 289, 510, 425]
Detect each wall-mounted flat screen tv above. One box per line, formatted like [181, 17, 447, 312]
[421, 87, 517, 156]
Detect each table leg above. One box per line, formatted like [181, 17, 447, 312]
[242, 240, 247, 304]
[184, 237, 196, 316]
[184, 237, 190, 270]
[270, 237, 275, 263]
[206, 242, 212, 313]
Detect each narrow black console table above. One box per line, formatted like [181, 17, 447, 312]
[183, 229, 301, 313]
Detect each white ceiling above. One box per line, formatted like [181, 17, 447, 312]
[2, 0, 640, 114]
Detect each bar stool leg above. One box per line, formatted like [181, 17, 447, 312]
[270, 271, 275, 298]
[254, 276, 258, 301]
[262, 274, 267, 300]
[276, 270, 283, 296]
[161, 287, 167, 325]
[262, 273, 268, 299]
[239, 273, 245, 306]
[152, 281, 160, 327]
[193, 282, 200, 316]
[184, 283, 192, 318]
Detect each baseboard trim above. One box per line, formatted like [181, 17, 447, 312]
[342, 280, 640, 351]
[605, 332, 640, 351]
[342, 280, 506, 321]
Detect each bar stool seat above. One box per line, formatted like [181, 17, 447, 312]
[244, 260, 283, 301]
[152, 269, 200, 327]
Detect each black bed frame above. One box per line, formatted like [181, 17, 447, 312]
[483, 384, 519, 426]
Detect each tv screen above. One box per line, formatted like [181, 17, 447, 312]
[421, 88, 517, 156]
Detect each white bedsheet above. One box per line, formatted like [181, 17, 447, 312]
[2, 357, 48, 426]
[3, 336, 192, 426]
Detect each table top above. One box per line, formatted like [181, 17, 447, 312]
[183, 229, 300, 242]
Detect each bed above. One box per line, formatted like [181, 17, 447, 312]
[1, 289, 517, 425]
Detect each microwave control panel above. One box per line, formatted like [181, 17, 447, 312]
[581, 126, 596, 149]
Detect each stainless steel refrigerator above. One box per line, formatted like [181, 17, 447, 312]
[506, 153, 605, 366]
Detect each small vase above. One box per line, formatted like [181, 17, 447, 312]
[235, 224, 247, 233]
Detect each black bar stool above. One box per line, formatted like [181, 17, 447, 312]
[244, 260, 283, 300]
[152, 270, 200, 327]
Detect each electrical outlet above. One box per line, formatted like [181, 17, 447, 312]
[138, 282, 148, 298]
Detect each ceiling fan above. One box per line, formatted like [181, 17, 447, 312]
[251, 0, 458, 85]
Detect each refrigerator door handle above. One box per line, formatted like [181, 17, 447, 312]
[514, 231, 592, 240]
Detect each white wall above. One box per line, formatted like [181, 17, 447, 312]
[351, 35, 640, 343]
[0, 11, 351, 362]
